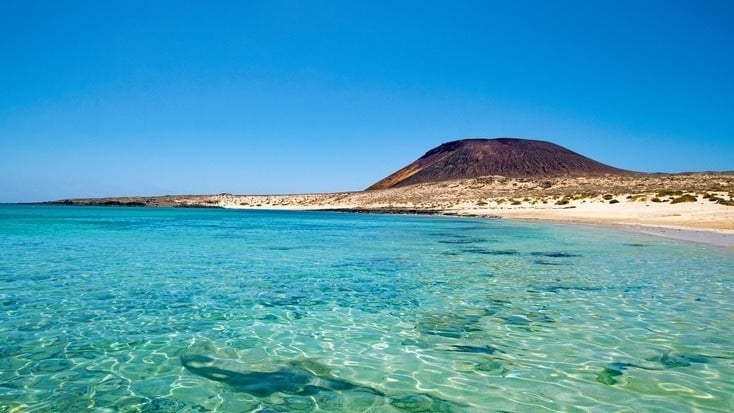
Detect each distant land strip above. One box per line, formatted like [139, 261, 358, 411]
[38, 137, 734, 235]
[44, 172, 733, 210]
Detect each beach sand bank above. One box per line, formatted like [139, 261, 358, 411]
[216, 175, 734, 247]
[224, 201, 734, 247]
[446, 198, 734, 247]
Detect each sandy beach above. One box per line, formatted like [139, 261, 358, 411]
[464, 203, 734, 247]
[210, 174, 734, 247]
[222, 199, 734, 247]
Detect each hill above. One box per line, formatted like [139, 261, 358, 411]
[367, 138, 629, 190]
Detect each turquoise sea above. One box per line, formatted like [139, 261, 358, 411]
[1, 205, 733, 412]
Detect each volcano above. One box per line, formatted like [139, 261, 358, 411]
[367, 138, 629, 190]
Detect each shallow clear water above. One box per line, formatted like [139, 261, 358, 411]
[1, 205, 733, 412]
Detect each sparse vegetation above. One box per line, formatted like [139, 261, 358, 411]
[705, 195, 734, 206]
[670, 194, 697, 204]
[657, 189, 684, 197]
[627, 194, 647, 201]
[573, 193, 596, 200]
[85, 173, 733, 231]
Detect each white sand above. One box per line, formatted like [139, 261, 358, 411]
[452, 199, 734, 247]
[216, 195, 734, 247]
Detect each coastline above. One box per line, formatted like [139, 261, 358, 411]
[219, 202, 734, 248]
[332, 207, 734, 248]
[627, 225, 734, 248]
[439, 201, 734, 248]
[43, 173, 734, 247]
[224, 199, 734, 248]
[469, 214, 734, 248]
[31, 200, 734, 248]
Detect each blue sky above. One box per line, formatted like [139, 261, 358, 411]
[1, 1, 732, 202]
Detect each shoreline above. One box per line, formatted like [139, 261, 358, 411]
[23, 201, 734, 248]
[343, 208, 734, 248]
[627, 224, 734, 248]
[228, 204, 734, 248]
[38, 173, 734, 247]
[223, 204, 734, 249]
[486, 216, 734, 248]
[438, 211, 734, 249]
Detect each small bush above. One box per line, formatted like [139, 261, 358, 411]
[609, 199, 619, 204]
[603, 194, 614, 200]
[670, 194, 697, 204]
[657, 189, 683, 197]
[511, 200, 522, 205]
[651, 197, 662, 203]
[555, 198, 570, 206]
[708, 196, 734, 206]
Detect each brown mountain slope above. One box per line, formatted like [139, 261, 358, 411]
[367, 138, 630, 190]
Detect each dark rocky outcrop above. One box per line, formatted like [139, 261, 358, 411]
[368, 138, 630, 190]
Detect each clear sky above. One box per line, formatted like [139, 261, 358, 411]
[1, 1, 732, 202]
